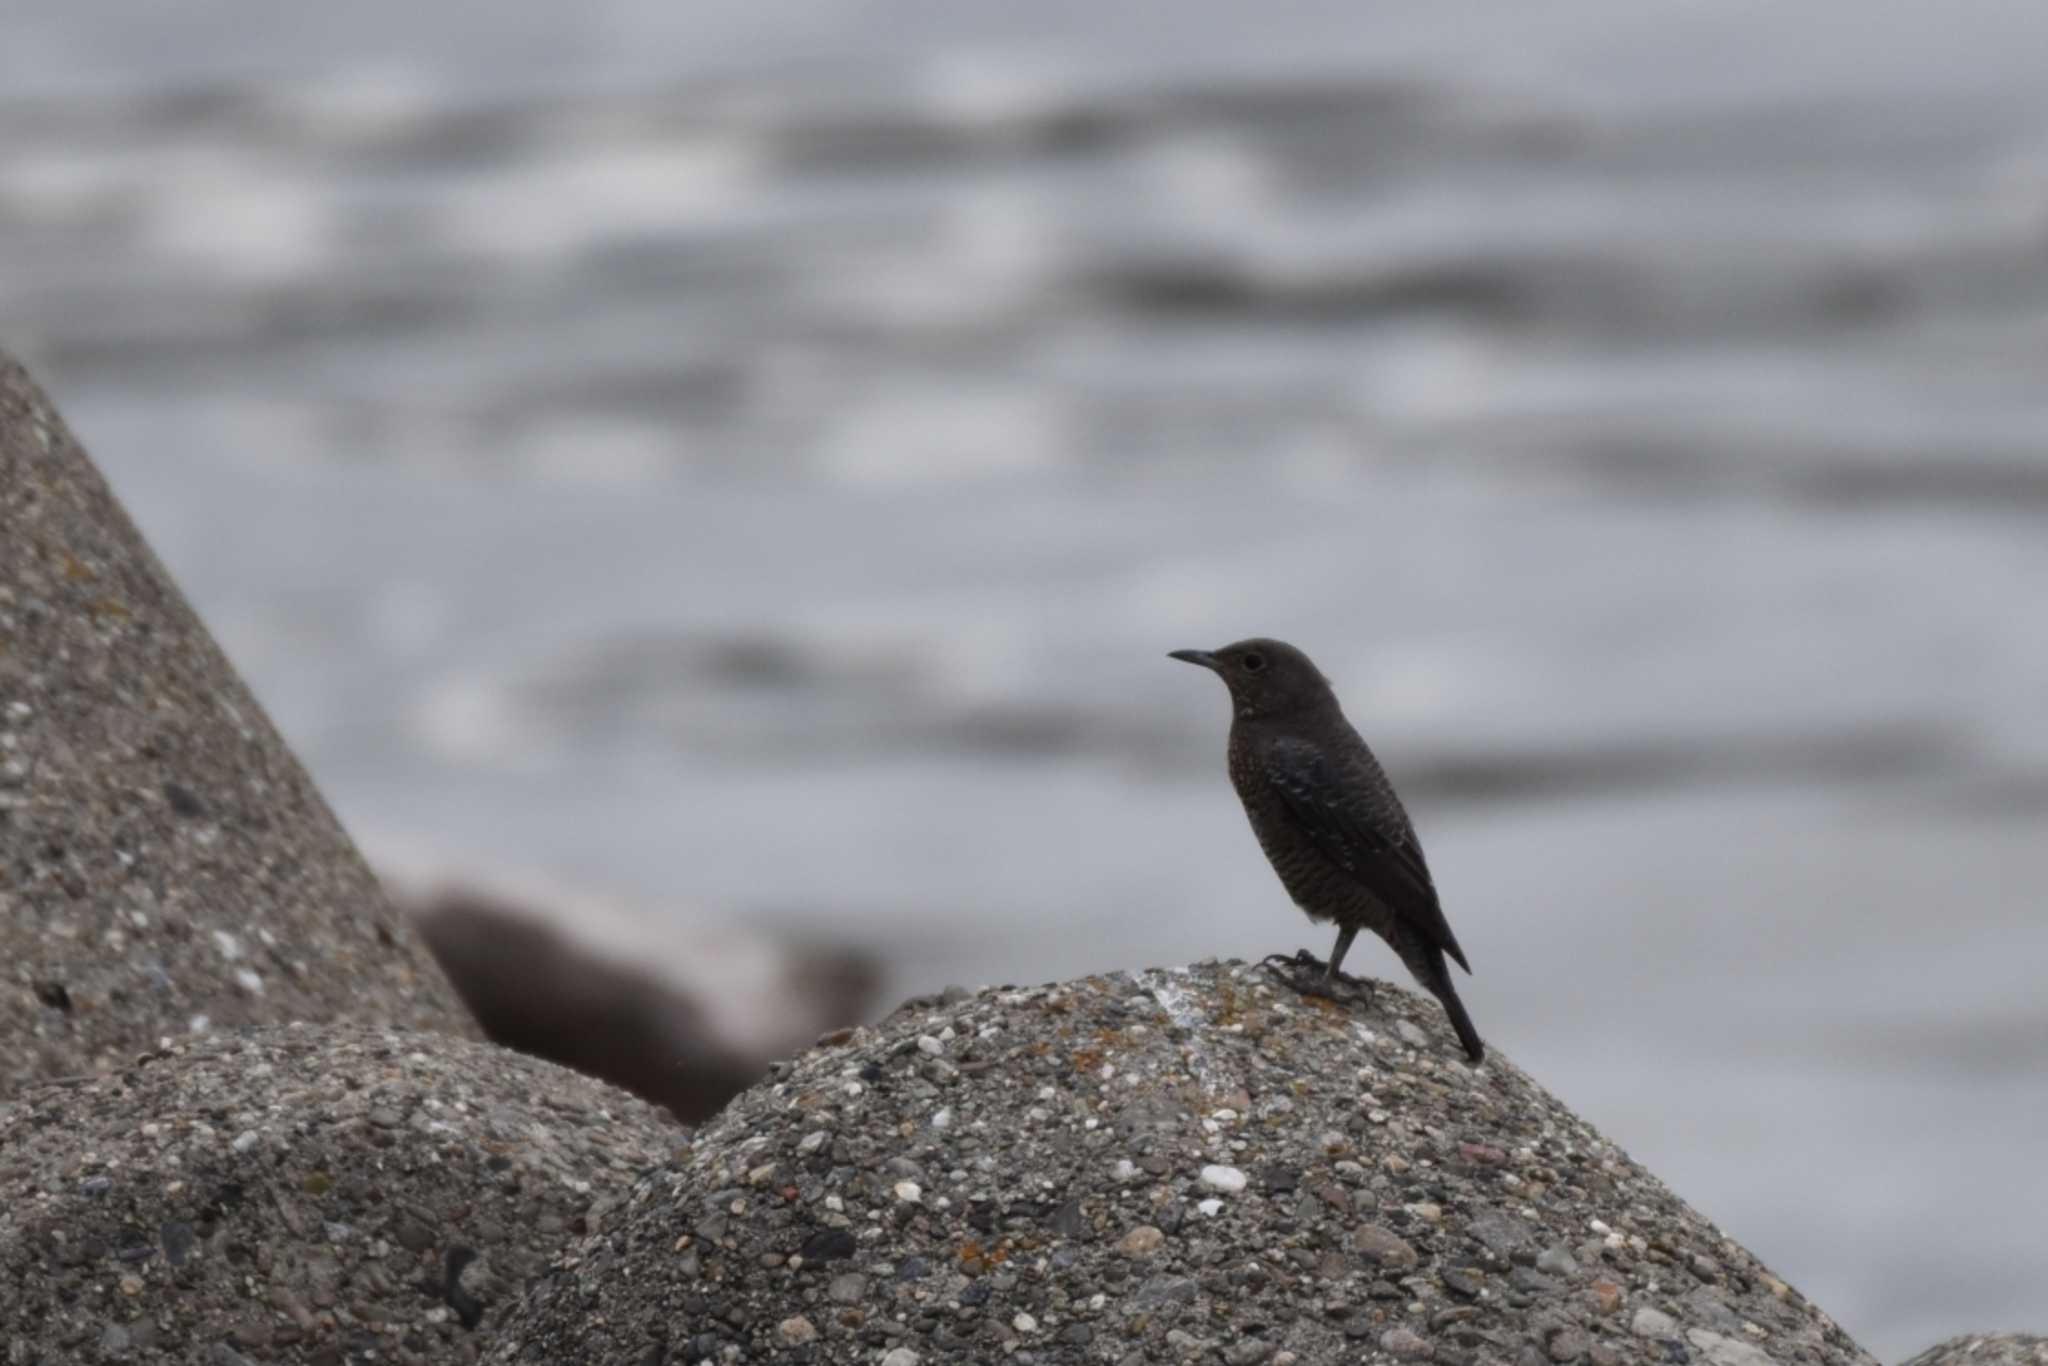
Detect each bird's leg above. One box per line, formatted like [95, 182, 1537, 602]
[1323, 925, 1371, 1000]
[1321, 926, 1373, 1004]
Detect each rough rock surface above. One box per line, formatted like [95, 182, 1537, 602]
[0, 352, 473, 1097]
[496, 959, 1876, 1365]
[0, 1022, 685, 1364]
[1904, 1338, 2048, 1366]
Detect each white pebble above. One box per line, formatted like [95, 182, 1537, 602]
[1197, 1198, 1223, 1217]
[916, 1035, 943, 1055]
[894, 1181, 922, 1203]
[931, 1108, 953, 1129]
[1012, 1312, 1038, 1333]
[1199, 1164, 1247, 1194]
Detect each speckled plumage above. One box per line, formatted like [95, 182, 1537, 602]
[1175, 637, 1484, 1062]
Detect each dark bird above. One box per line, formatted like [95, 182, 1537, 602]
[1170, 638, 1484, 1062]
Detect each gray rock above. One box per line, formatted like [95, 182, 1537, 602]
[1631, 1306, 1678, 1339]
[1549, 1325, 1593, 1362]
[1468, 1209, 1535, 1258]
[489, 961, 1879, 1365]
[1902, 1338, 2048, 1366]
[397, 874, 877, 1121]
[1688, 1329, 1778, 1366]
[0, 353, 472, 1099]
[1383, 1327, 1435, 1358]
[0, 1023, 681, 1361]
[1357, 1222, 1421, 1272]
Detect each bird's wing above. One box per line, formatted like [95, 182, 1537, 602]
[1260, 734, 1471, 973]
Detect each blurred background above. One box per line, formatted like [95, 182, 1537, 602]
[6, 0, 2048, 1355]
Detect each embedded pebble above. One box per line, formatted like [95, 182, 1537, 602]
[1442, 1267, 1483, 1299]
[1356, 1223, 1420, 1272]
[1633, 1307, 1679, 1339]
[1382, 1327, 1435, 1358]
[1689, 1329, 1778, 1366]
[1119, 1225, 1166, 1257]
[1549, 1326, 1592, 1361]
[1200, 1164, 1248, 1193]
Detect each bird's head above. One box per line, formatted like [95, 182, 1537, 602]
[1169, 637, 1336, 720]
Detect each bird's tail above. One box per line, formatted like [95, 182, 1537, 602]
[1426, 956, 1485, 1064]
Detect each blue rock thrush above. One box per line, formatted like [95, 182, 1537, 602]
[1171, 637, 1484, 1062]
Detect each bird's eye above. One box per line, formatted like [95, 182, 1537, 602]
[1241, 652, 1267, 673]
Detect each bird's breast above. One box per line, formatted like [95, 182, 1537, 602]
[1226, 727, 1391, 928]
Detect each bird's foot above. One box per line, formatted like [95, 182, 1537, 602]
[1260, 950, 1373, 1006]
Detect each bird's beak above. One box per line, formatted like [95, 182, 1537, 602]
[1168, 649, 1220, 671]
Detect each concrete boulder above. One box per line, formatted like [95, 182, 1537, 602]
[1904, 1338, 2048, 1366]
[0, 1023, 683, 1364]
[388, 865, 879, 1122]
[494, 959, 1877, 1365]
[0, 352, 474, 1097]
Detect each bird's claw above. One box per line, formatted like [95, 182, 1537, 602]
[1259, 949, 1319, 974]
[1260, 949, 1373, 1006]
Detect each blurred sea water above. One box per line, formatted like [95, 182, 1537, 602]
[6, 1, 2048, 1355]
